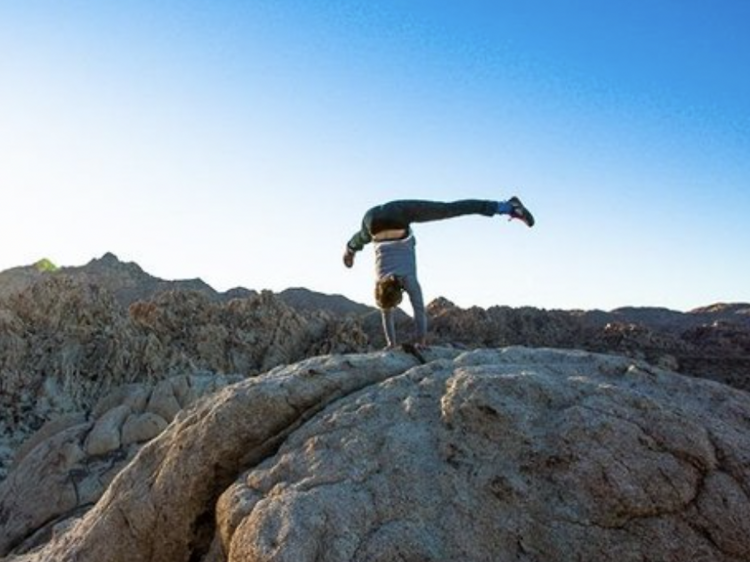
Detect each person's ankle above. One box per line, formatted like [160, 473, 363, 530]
[496, 200, 513, 215]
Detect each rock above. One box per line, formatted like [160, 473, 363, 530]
[3, 351, 427, 561]
[170, 375, 197, 408]
[0, 274, 349, 479]
[6, 348, 750, 562]
[0, 422, 91, 556]
[426, 303, 588, 348]
[3, 256, 750, 485]
[424, 302, 750, 392]
[121, 412, 169, 446]
[0, 444, 12, 484]
[84, 405, 131, 456]
[92, 385, 150, 418]
[145, 379, 182, 422]
[278, 287, 373, 317]
[0, 372, 244, 558]
[11, 413, 87, 469]
[217, 348, 749, 562]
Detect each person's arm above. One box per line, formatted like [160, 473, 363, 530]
[347, 227, 372, 252]
[343, 226, 372, 268]
[381, 307, 397, 348]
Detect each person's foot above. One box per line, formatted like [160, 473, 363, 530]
[401, 342, 427, 364]
[412, 339, 428, 350]
[508, 196, 535, 227]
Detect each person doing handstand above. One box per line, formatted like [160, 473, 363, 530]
[343, 197, 535, 348]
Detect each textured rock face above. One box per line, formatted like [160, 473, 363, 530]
[0, 276, 361, 480]
[424, 299, 750, 392]
[426, 300, 587, 348]
[0, 373, 240, 557]
[2, 256, 749, 560]
[2, 256, 749, 485]
[5, 348, 749, 562]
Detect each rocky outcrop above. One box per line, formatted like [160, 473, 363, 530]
[2, 252, 749, 485]
[679, 320, 750, 390]
[423, 299, 750, 392]
[3, 258, 749, 485]
[3, 255, 749, 397]
[426, 299, 587, 348]
[73, 252, 225, 306]
[4, 347, 749, 561]
[0, 373, 240, 557]
[0, 276, 361, 481]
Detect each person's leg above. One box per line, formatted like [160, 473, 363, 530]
[366, 199, 498, 233]
[402, 275, 427, 344]
[381, 308, 397, 348]
[401, 199, 498, 224]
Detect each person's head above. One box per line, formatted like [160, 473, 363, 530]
[375, 275, 404, 310]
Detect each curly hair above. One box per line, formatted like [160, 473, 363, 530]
[375, 275, 404, 310]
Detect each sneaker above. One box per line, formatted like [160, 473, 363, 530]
[508, 196, 535, 227]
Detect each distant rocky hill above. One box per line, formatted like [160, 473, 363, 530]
[278, 287, 374, 316]
[598, 303, 750, 332]
[0, 253, 255, 306]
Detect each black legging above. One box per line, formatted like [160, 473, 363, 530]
[364, 199, 497, 234]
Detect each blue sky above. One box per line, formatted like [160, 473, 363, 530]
[1, 0, 748, 311]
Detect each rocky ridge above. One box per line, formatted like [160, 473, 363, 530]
[1, 254, 748, 482]
[0, 267, 366, 480]
[0, 253, 255, 306]
[1, 255, 750, 561]
[425, 298, 750, 391]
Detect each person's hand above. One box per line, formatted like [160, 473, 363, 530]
[343, 248, 355, 268]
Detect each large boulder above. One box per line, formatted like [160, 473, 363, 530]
[0, 373, 241, 557]
[3, 347, 749, 562]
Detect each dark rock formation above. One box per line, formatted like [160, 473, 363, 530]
[420, 298, 750, 392]
[278, 287, 373, 317]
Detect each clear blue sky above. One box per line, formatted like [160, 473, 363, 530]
[1, 0, 748, 311]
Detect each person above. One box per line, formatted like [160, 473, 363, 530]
[343, 197, 535, 348]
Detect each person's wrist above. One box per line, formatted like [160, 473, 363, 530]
[343, 247, 355, 267]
